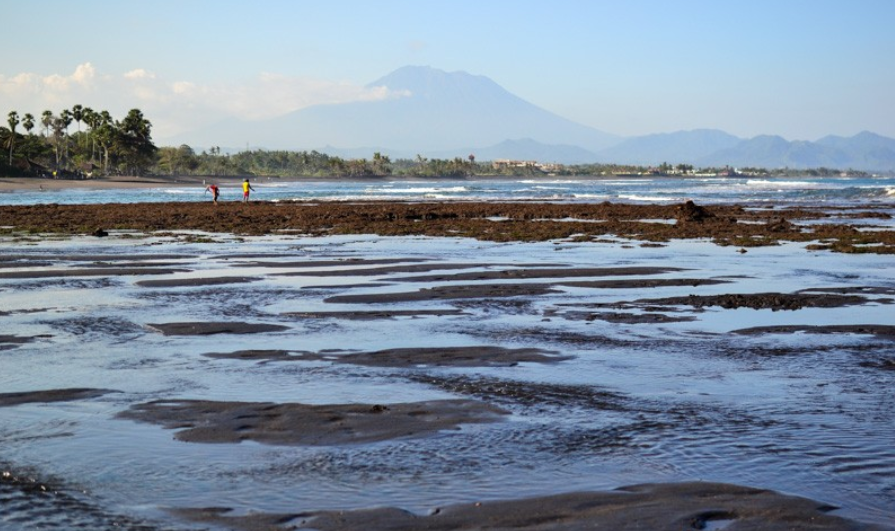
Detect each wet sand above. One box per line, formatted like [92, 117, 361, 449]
[174, 482, 885, 531]
[0, 388, 116, 407]
[146, 321, 290, 336]
[0, 174, 227, 191]
[2, 200, 894, 530]
[203, 346, 572, 367]
[587, 291, 885, 312]
[117, 399, 508, 446]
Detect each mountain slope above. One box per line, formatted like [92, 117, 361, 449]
[815, 131, 895, 171]
[170, 66, 620, 153]
[435, 138, 599, 164]
[161, 66, 895, 171]
[596, 129, 742, 165]
[700, 135, 849, 169]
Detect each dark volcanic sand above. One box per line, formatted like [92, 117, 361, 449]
[372, 266, 686, 282]
[174, 481, 885, 531]
[2, 200, 893, 253]
[116, 399, 507, 445]
[320, 278, 730, 305]
[594, 291, 885, 312]
[324, 283, 564, 304]
[274, 262, 508, 277]
[0, 334, 41, 350]
[146, 321, 290, 335]
[559, 277, 729, 289]
[135, 276, 260, 288]
[732, 324, 895, 339]
[0, 388, 115, 407]
[283, 309, 468, 319]
[0, 267, 191, 279]
[204, 346, 571, 367]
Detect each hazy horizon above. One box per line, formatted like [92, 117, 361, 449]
[3, 1, 894, 144]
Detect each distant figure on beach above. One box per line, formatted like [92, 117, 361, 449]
[205, 184, 220, 204]
[242, 179, 255, 202]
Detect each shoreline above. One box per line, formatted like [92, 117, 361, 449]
[0, 174, 549, 192]
[6, 172, 892, 193]
[0, 173, 662, 193]
[0, 175, 234, 192]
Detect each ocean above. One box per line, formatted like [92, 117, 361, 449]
[2, 175, 895, 207]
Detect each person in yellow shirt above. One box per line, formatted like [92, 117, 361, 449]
[242, 179, 256, 202]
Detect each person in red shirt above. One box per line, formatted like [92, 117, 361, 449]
[205, 184, 220, 204]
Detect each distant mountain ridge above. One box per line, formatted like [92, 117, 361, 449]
[595, 129, 742, 166]
[694, 131, 895, 171]
[163, 66, 895, 171]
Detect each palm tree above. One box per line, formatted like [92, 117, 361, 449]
[96, 110, 113, 173]
[51, 115, 66, 169]
[60, 109, 73, 132]
[22, 113, 35, 135]
[71, 104, 84, 132]
[71, 104, 85, 154]
[60, 109, 73, 168]
[81, 107, 97, 161]
[7, 111, 19, 165]
[41, 110, 53, 138]
[114, 108, 157, 175]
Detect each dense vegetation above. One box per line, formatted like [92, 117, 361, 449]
[1, 107, 155, 178]
[1, 107, 873, 179]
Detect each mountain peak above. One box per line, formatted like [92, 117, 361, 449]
[367, 66, 505, 100]
[369, 65, 475, 85]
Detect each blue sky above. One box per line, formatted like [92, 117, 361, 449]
[3, 0, 893, 143]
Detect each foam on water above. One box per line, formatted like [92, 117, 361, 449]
[3, 175, 895, 206]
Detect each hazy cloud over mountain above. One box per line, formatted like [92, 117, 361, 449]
[0, 63, 407, 139]
[168, 66, 619, 153]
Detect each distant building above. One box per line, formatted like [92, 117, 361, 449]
[492, 159, 538, 170]
[491, 159, 563, 173]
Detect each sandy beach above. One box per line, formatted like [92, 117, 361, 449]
[0, 175, 232, 192]
[1, 188, 894, 530]
[0, 173, 535, 192]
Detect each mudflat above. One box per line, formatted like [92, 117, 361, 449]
[175, 482, 887, 531]
[2, 198, 894, 531]
[1, 200, 893, 253]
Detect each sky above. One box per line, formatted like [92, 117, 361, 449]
[2, 0, 894, 144]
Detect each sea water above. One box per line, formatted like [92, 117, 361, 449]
[2, 175, 894, 207]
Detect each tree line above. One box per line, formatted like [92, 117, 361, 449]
[1, 106, 544, 179]
[161, 149, 492, 178]
[2, 107, 156, 177]
[2, 107, 872, 179]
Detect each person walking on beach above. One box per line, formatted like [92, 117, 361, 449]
[205, 183, 220, 204]
[242, 179, 256, 202]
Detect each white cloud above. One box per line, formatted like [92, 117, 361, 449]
[1, 63, 409, 140]
[123, 68, 155, 80]
[71, 63, 97, 85]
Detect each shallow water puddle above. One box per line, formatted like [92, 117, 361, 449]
[1, 233, 893, 530]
